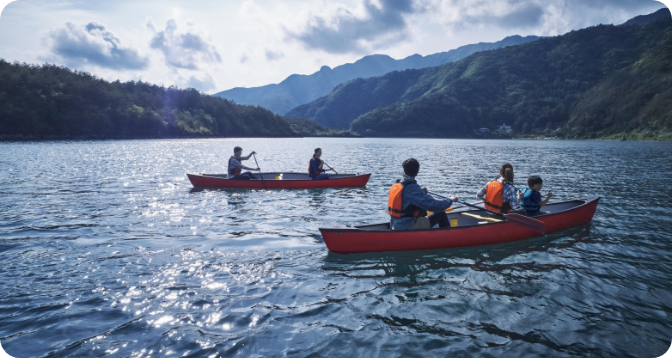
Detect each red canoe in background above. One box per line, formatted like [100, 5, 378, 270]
[319, 197, 599, 254]
[186, 172, 371, 189]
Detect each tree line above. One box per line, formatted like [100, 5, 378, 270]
[0, 60, 342, 139]
[288, 16, 672, 140]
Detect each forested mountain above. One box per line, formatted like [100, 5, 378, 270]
[619, 6, 671, 26]
[214, 35, 541, 114]
[0, 60, 337, 138]
[288, 8, 672, 140]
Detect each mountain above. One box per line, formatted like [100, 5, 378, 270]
[619, 7, 670, 27]
[287, 9, 672, 140]
[0, 60, 303, 139]
[214, 35, 542, 114]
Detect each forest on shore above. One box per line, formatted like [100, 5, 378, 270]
[287, 10, 672, 140]
[0, 60, 348, 139]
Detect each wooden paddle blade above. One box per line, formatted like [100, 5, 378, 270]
[503, 213, 546, 234]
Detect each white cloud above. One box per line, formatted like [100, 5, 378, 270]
[265, 49, 284, 61]
[43, 22, 149, 70]
[428, 0, 663, 35]
[284, 0, 421, 54]
[148, 17, 221, 70]
[179, 72, 218, 92]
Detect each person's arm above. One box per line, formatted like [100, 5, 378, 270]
[539, 192, 553, 207]
[244, 151, 257, 160]
[406, 185, 453, 212]
[505, 185, 520, 208]
[476, 185, 487, 200]
[233, 158, 259, 171]
[309, 158, 321, 174]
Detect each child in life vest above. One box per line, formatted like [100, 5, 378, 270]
[520, 176, 553, 216]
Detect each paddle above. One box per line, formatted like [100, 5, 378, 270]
[253, 154, 266, 189]
[427, 191, 546, 234]
[427, 201, 483, 214]
[323, 161, 338, 175]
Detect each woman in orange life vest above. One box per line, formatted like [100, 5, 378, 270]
[227, 146, 260, 180]
[308, 148, 334, 180]
[476, 162, 525, 213]
[388, 158, 458, 230]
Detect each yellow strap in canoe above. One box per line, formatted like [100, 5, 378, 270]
[460, 212, 502, 222]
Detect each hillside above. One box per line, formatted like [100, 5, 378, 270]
[215, 35, 541, 114]
[620, 6, 671, 26]
[0, 60, 322, 139]
[288, 9, 672, 140]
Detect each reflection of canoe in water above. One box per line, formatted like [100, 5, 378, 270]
[319, 198, 600, 254]
[186, 172, 371, 189]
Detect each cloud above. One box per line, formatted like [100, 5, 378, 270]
[264, 49, 284, 61]
[430, 0, 662, 33]
[148, 18, 222, 70]
[44, 22, 148, 70]
[285, 0, 422, 54]
[181, 73, 218, 92]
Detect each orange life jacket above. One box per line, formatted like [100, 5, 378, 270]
[483, 180, 511, 213]
[228, 156, 242, 176]
[388, 179, 425, 218]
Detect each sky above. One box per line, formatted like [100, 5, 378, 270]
[0, 0, 669, 94]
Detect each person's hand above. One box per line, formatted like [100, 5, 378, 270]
[547, 192, 553, 198]
[251, 151, 257, 155]
[422, 187, 428, 194]
[255, 168, 261, 171]
[517, 191, 524, 199]
[451, 195, 458, 202]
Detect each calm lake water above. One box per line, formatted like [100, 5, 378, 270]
[0, 138, 671, 357]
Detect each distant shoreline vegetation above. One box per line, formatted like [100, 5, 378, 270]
[0, 60, 352, 140]
[287, 11, 672, 142]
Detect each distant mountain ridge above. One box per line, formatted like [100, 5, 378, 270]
[619, 6, 670, 26]
[286, 8, 672, 140]
[214, 35, 542, 114]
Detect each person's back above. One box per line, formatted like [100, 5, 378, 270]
[389, 158, 457, 230]
[476, 163, 522, 213]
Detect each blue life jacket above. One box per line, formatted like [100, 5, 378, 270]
[520, 188, 540, 213]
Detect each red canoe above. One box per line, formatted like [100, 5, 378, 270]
[186, 172, 371, 189]
[319, 197, 599, 254]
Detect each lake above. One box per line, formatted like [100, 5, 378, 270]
[0, 138, 671, 357]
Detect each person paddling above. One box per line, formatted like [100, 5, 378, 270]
[227, 146, 260, 180]
[308, 148, 334, 180]
[476, 162, 524, 213]
[388, 158, 458, 230]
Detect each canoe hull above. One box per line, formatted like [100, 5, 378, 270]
[187, 172, 371, 189]
[320, 198, 599, 254]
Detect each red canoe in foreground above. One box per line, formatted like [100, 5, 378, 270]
[319, 197, 600, 254]
[187, 172, 371, 189]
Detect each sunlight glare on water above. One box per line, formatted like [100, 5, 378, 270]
[0, 138, 671, 357]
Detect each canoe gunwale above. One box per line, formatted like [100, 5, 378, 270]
[186, 172, 372, 189]
[319, 197, 600, 253]
[319, 197, 599, 234]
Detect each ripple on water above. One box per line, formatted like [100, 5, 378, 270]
[0, 139, 671, 357]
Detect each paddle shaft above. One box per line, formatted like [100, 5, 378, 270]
[253, 154, 266, 189]
[427, 191, 546, 233]
[322, 161, 338, 175]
